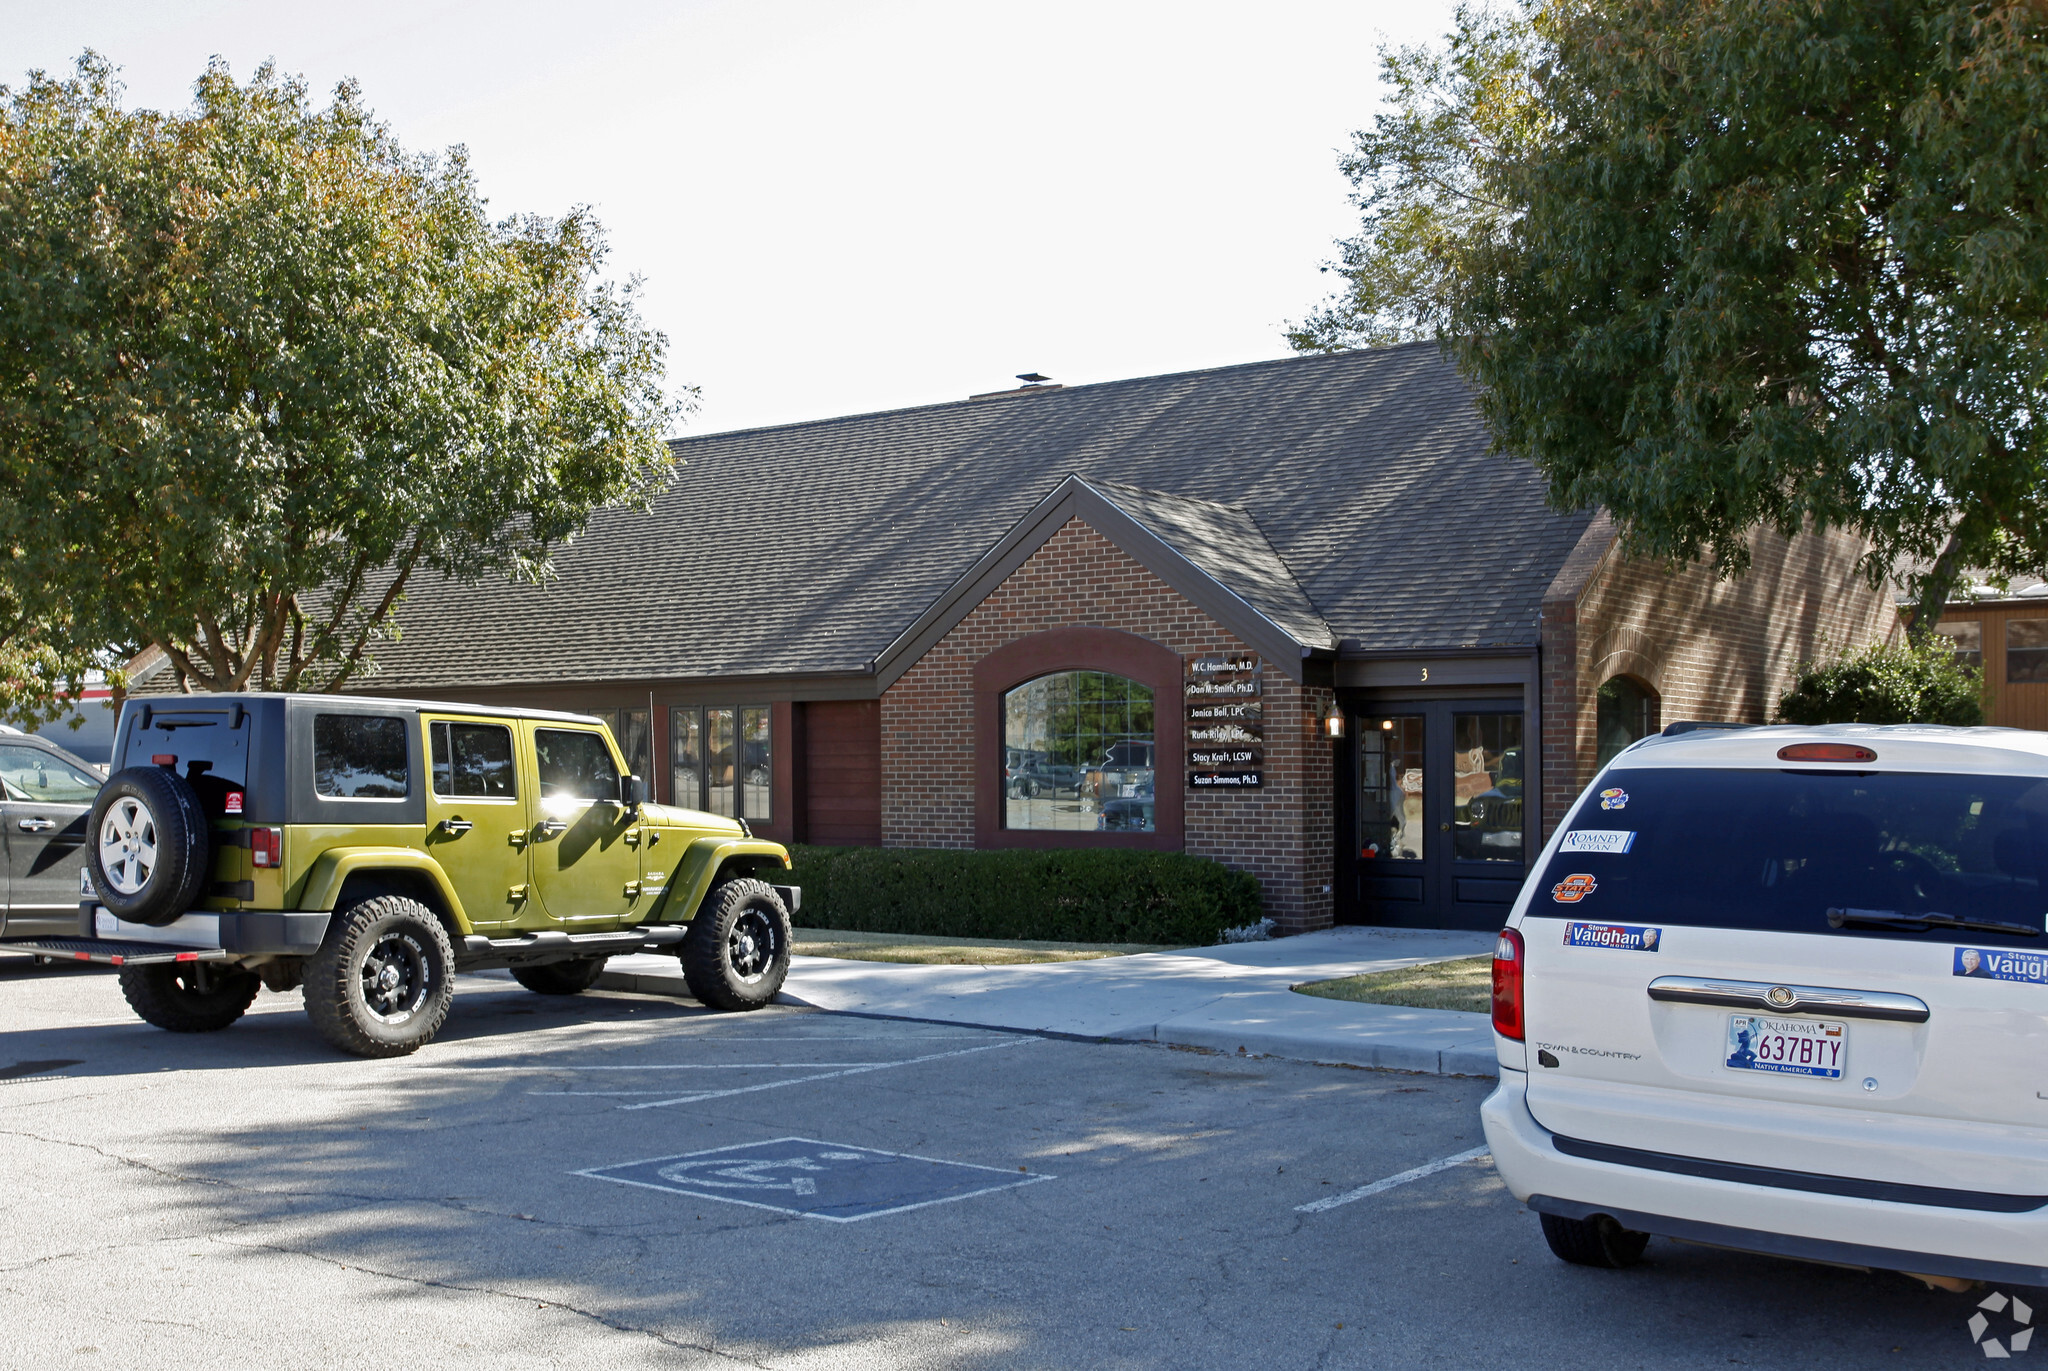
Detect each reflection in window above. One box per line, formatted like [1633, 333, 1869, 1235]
[1453, 713, 1524, 863]
[534, 729, 621, 803]
[668, 705, 771, 822]
[1360, 716, 1425, 860]
[1934, 620, 1983, 675]
[590, 708, 651, 783]
[1595, 677, 1656, 767]
[1004, 672, 1155, 832]
[313, 715, 409, 799]
[430, 722, 515, 798]
[0, 746, 100, 803]
[2009, 620, 2048, 683]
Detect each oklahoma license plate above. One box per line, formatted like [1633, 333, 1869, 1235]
[1725, 1014, 1847, 1079]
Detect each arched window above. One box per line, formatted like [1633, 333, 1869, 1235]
[1003, 671, 1156, 832]
[1596, 675, 1658, 767]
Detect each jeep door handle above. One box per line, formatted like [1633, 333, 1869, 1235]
[438, 818, 474, 836]
[534, 819, 568, 838]
[17, 818, 54, 833]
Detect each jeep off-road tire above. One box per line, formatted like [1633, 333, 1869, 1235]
[681, 879, 792, 1011]
[1539, 1212, 1650, 1268]
[304, 896, 456, 1058]
[510, 957, 611, 996]
[88, 767, 211, 926]
[118, 963, 260, 1032]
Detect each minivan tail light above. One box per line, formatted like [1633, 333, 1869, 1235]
[1492, 927, 1525, 1041]
[250, 828, 282, 868]
[1777, 742, 1877, 763]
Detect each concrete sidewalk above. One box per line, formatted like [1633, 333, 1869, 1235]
[598, 925, 1502, 1076]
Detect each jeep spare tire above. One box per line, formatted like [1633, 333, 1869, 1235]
[87, 767, 211, 926]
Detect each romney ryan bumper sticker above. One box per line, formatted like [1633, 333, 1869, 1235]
[1954, 947, 2048, 985]
[1564, 922, 1662, 952]
[1558, 829, 1634, 855]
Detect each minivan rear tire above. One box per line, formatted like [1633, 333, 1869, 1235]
[88, 767, 212, 927]
[1539, 1212, 1650, 1268]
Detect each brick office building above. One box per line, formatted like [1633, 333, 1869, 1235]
[139, 346, 1899, 931]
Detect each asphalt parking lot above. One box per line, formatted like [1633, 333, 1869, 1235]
[0, 956, 2021, 1369]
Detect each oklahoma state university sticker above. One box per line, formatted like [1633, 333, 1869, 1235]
[1551, 872, 1597, 903]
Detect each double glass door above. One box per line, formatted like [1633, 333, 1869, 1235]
[1345, 700, 1527, 930]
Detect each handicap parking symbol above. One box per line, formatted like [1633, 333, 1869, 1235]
[576, 1136, 1054, 1222]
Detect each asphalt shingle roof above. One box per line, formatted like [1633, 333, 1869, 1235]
[351, 343, 1595, 691]
[1088, 480, 1335, 652]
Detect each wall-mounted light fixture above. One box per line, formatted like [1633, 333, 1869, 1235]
[1323, 699, 1345, 740]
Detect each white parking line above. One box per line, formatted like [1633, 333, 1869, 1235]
[1295, 1146, 1493, 1213]
[618, 1037, 1037, 1110]
[478, 1063, 910, 1071]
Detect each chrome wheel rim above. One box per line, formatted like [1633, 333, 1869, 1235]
[359, 931, 431, 1023]
[728, 908, 779, 983]
[98, 796, 157, 896]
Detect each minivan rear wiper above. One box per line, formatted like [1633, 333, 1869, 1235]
[1826, 907, 2040, 938]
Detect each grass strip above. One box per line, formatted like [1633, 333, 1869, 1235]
[790, 926, 1178, 966]
[1292, 955, 1492, 1013]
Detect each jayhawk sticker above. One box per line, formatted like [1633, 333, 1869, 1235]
[1552, 873, 1598, 903]
[1598, 787, 1628, 811]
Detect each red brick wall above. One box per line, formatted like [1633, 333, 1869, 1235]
[880, 517, 1335, 933]
[1540, 520, 1900, 834]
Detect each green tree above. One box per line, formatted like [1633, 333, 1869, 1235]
[0, 55, 686, 715]
[1777, 639, 1985, 726]
[1297, 1, 2048, 636]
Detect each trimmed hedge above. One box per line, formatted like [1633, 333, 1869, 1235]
[783, 846, 1261, 946]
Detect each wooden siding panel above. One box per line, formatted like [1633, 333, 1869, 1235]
[805, 700, 881, 846]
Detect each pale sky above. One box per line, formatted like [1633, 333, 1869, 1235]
[2, 0, 1459, 436]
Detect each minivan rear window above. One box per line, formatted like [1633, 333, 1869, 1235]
[1536, 768, 2048, 949]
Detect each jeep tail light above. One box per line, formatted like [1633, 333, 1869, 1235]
[250, 828, 282, 868]
[152, 754, 176, 767]
[1492, 927, 1525, 1041]
[1777, 742, 1877, 763]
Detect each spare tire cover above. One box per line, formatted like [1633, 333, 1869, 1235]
[86, 766, 212, 927]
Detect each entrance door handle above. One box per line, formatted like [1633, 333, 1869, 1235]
[534, 819, 568, 838]
[17, 818, 54, 833]
[438, 818, 473, 836]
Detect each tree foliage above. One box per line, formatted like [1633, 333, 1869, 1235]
[1297, 1, 2048, 634]
[0, 55, 686, 715]
[1776, 638, 1985, 726]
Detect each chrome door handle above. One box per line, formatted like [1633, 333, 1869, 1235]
[534, 820, 568, 838]
[1648, 976, 1930, 1023]
[17, 818, 54, 832]
[439, 818, 474, 836]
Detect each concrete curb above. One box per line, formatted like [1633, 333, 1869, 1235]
[592, 959, 1501, 1078]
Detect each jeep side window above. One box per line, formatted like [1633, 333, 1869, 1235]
[430, 722, 516, 799]
[314, 715, 410, 800]
[535, 729, 620, 804]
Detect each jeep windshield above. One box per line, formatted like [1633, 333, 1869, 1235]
[1536, 767, 2048, 950]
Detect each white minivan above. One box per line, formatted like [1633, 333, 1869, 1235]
[1483, 724, 2048, 1289]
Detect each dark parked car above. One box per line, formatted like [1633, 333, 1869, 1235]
[0, 729, 105, 940]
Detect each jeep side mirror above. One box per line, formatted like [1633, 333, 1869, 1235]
[623, 774, 648, 808]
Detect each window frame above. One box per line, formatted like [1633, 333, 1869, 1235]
[667, 704, 773, 823]
[1000, 669, 1159, 835]
[973, 627, 1184, 850]
[311, 713, 412, 803]
[429, 720, 520, 803]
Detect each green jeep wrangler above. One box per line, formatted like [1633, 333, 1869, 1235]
[22, 693, 798, 1057]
